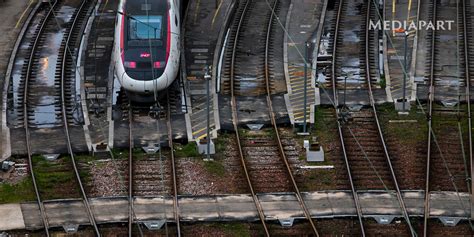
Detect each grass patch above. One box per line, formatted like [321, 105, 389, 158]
[0, 178, 36, 203]
[238, 128, 250, 138]
[203, 160, 226, 177]
[209, 223, 250, 236]
[304, 169, 336, 190]
[377, 102, 428, 144]
[108, 148, 149, 160]
[264, 128, 276, 138]
[75, 155, 95, 163]
[111, 149, 130, 160]
[132, 148, 147, 160]
[79, 169, 91, 184]
[313, 106, 338, 143]
[379, 75, 386, 89]
[215, 132, 230, 153]
[32, 155, 79, 200]
[174, 143, 200, 157]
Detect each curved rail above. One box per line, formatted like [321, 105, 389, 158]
[60, 0, 101, 235]
[330, 0, 366, 235]
[263, 0, 319, 235]
[229, 0, 270, 235]
[423, 0, 474, 235]
[423, 1, 437, 235]
[461, 0, 473, 222]
[166, 92, 182, 237]
[364, 2, 415, 236]
[23, 2, 58, 236]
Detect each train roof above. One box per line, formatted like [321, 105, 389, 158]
[125, 0, 169, 15]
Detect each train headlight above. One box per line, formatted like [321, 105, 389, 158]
[124, 61, 137, 69]
[153, 61, 165, 69]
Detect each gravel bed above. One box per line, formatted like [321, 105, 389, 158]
[85, 159, 127, 197]
[0, 158, 28, 185]
[176, 134, 248, 195]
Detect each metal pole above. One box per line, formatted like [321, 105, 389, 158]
[402, 32, 408, 112]
[344, 76, 347, 107]
[205, 66, 211, 160]
[303, 42, 309, 133]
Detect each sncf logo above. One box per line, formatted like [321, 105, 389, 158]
[140, 52, 151, 58]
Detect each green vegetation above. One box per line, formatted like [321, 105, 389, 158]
[203, 160, 226, 177]
[314, 170, 333, 186]
[0, 178, 36, 203]
[174, 142, 200, 157]
[377, 102, 428, 144]
[208, 223, 250, 236]
[238, 128, 250, 138]
[222, 223, 250, 236]
[214, 132, 230, 153]
[313, 106, 338, 142]
[111, 148, 131, 159]
[32, 155, 79, 200]
[379, 75, 386, 89]
[108, 148, 148, 160]
[302, 169, 336, 191]
[132, 148, 148, 160]
[431, 104, 469, 131]
[264, 128, 276, 138]
[75, 154, 96, 163]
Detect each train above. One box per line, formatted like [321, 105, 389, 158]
[113, 0, 180, 102]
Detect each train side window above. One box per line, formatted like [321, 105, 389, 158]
[175, 15, 178, 26]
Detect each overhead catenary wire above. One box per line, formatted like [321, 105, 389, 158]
[261, 0, 474, 235]
[23, 0, 474, 233]
[43, 0, 145, 235]
[43, 0, 101, 235]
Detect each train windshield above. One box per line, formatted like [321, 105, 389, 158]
[129, 15, 163, 40]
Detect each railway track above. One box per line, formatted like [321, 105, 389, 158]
[221, 0, 319, 235]
[423, 0, 473, 235]
[330, 0, 415, 236]
[126, 95, 181, 236]
[19, 0, 98, 235]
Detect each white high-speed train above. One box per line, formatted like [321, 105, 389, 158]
[114, 0, 180, 102]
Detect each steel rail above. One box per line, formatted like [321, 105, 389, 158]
[127, 97, 182, 236]
[364, 2, 416, 236]
[422, 0, 474, 234]
[229, 0, 270, 235]
[22, 2, 58, 236]
[423, 1, 437, 235]
[60, 0, 101, 235]
[263, 0, 319, 235]
[461, 0, 474, 221]
[128, 102, 134, 236]
[330, 0, 366, 235]
[166, 92, 182, 237]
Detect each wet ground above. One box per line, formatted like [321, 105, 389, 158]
[8, 1, 82, 128]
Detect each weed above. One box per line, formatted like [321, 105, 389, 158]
[377, 103, 428, 144]
[0, 178, 36, 203]
[379, 75, 386, 89]
[174, 143, 200, 157]
[208, 223, 250, 236]
[215, 132, 230, 153]
[204, 160, 226, 177]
